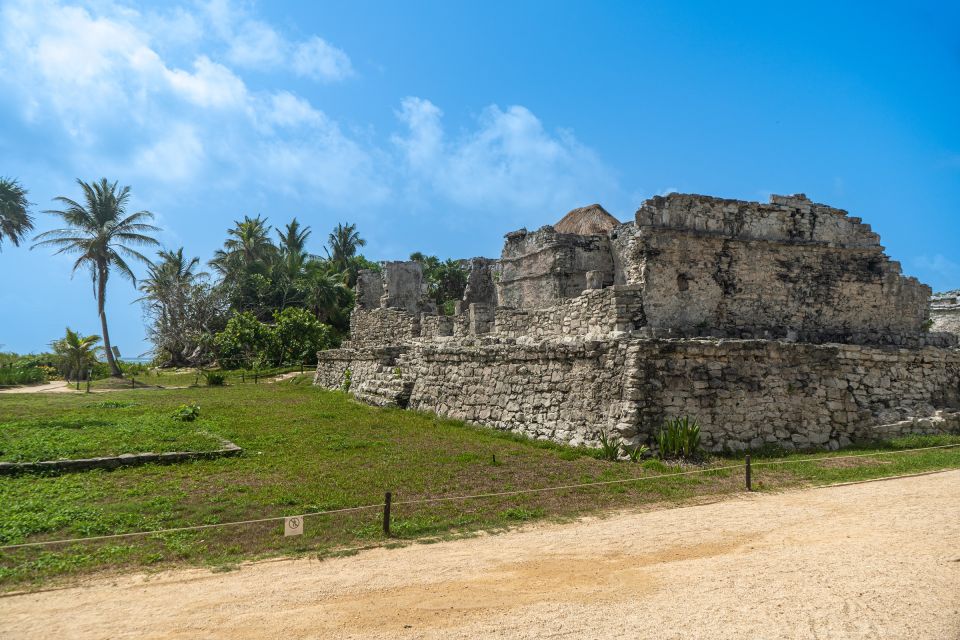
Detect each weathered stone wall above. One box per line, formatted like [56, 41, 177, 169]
[493, 286, 645, 339]
[354, 270, 383, 310]
[347, 309, 420, 347]
[618, 340, 960, 451]
[462, 257, 499, 307]
[931, 294, 960, 338]
[405, 339, 630, 445]
[619, 194, 933, 345]
[635, 193, 881, 247]
[381, 261, 430, 313]
[497, 226, 614, 309]
[316, 336, 960, 451]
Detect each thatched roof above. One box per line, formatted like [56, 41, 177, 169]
[554, 204, 620, 235]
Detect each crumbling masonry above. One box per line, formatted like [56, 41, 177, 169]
[315, 194, 960, 451]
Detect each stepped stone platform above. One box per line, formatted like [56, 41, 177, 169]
[316, 193, 960, 451]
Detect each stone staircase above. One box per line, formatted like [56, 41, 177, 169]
[352, 365, 414, 408]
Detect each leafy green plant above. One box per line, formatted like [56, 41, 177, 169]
[596, 430, 622, 461]
[171, 403, 201, 422]
[205, 372, 226, 386]
[657, 416, 702, 459]
[341, 368, 352, 392]
[624, 443, 649, 462]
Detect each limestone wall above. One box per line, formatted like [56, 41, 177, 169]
[316, 337, 960, 451]
[626, 230, 931, 344]
[931, 294, 960, 338]
[636, 193, 881, 247]
[347, 309, 420, 347]
[404, 339, 630, 444]
[497, 226, 614, 309]
[493, 286, 645, 339]
[619, 340, 960, 451]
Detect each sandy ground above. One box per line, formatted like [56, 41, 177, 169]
[3, 471, 959, 640]
[0, 380, 78, 394]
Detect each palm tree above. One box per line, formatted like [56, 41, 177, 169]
[277, 218, 311, 264]
[51, 327, 102, 390]
[139, 248, 207, 367]
[273, 219, 312, 309]
[325, 222, 366, 274]
[302, 260, 351, 322]
[0, 177, 34, 250]
[210, 215, 276, 276]
[33, 178, 160, 377]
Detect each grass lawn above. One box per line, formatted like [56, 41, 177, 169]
[1, 379, 958, 589]
[89, 365, 307, 390]
[0, 409, 224, 463]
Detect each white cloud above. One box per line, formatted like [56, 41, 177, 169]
[165, 56, 248, 109]
[393, 98, 620, 215]
[133, 123, 205, 183]
[292, 36, 354, 82]
[0, 1, 620, 225]
[202, 0, 352, 81]
[0, 0, 383, 208]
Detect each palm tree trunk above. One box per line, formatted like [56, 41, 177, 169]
[98, 264, 123, 377]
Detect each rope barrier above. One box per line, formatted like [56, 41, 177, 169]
[0, 504, 384, 551]
[1, 442, 958, 552]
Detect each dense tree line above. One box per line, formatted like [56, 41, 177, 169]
[6, 175, 468, 373]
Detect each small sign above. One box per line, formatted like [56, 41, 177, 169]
[112, 346, 121, 359]
[284, 516, 303, 537]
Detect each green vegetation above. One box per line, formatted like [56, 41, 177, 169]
[410, 252, 469, 315]
[0, 353, 48, 387]
[1, 383, 958, 589]
[171, 403, 201, 422]
[0, 176, 34, 250]
[50, 328, 102, 389]
[657, 416, 702, 459]
[33, 178, 161, 377]
[0, 414, 223, 463]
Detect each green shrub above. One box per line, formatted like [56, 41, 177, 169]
[624, 443, 649, 462]
[271, 307, 334, 365]
[657, 416, 702, 459]
[171, 403, 201, 422]
[341, 368, 352, 392]
[205, 372, 226, 386]
[596, 430, 622, 461]
[214, 312, 276, 369]
[0, 365, 47, 386]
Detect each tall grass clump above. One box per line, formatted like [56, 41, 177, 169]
[657, 416, 702, 459]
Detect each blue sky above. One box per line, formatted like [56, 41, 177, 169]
[1, 0, 958, 355]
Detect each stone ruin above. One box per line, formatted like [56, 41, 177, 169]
[931, 291, 960, 339]
[315, 193, 960, 452]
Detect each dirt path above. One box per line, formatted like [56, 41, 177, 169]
[4, 471, 959, 639]
[0, 381, 78, 394]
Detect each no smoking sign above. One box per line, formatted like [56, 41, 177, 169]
[284, 516, 304, 537]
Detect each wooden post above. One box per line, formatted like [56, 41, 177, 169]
[383, 491, 392, 537]
[131, 376, 135, 389]
[745, 454, 752, 491]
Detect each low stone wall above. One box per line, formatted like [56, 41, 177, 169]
[620, 340, 960, 451]
[405, 339, 630, 444]
[493, 286, 645, 340]
[347, 309, 420, 347]
[316, 337, 960, 451]
[932, 306, 960, 338]
[0, 439, 243, 475]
